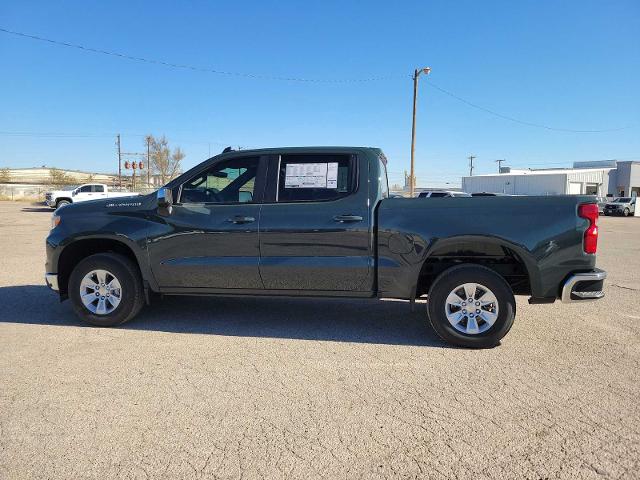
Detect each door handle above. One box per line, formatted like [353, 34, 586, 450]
[333, 214, 363, 223]
[227, 215, 256, 224]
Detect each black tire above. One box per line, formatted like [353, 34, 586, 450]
[56, 199, 71, 209]
[68, 253, 145, 327]
[623, 208, 630, 217]
[427, 264, 516, 348]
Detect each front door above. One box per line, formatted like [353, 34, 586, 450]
[258, 153, 373, 292]
[148, 155, 266, 290]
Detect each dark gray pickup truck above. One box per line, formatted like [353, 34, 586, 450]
[46, 147, 606, 348]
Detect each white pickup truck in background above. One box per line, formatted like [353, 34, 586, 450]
[45, 183, 140, 209]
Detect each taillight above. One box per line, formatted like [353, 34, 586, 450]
[578, 203, 599, 254]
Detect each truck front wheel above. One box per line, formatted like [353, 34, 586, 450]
[68, 253, 145, 327]
[55, 199, 71, 209]
[427, 264, 516, 348]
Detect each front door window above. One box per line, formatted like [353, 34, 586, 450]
[181, 157, 259, 204]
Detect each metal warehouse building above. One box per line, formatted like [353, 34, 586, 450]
[462, 160, 640, 197]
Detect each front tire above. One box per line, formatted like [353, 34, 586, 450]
[623, 208, 630, 217]
[427, 264, 516, 348]
[68, 253, 145, 327]
[56, 199, 71, 209]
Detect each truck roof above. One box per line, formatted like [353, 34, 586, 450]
[215, 146, 382, 157]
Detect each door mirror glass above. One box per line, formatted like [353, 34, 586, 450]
[157, 187, 173, 215]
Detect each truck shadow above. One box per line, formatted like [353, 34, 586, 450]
[21, 207, 53, 213]
[0, 285, 447, 348]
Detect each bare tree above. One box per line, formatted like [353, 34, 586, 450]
[0, 168, 11, 184]
[146, 135, 184, 185]
[48, 168, 74, 187]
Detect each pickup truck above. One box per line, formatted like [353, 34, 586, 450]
[45, 147, 606, 348]
[603, 196, 636, 217]
[45, 183, 139, 209]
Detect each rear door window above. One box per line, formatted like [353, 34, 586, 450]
[277, 154, 354, 203]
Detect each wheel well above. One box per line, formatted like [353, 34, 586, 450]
[416, 242, 531, 297]
[57, 239, 140, 297]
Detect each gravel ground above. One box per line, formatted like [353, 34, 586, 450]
[0, 201, 638, 479]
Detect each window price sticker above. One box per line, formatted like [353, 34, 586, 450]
[285, 162, 339, 189]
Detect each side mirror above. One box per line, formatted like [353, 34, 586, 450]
[157, 188, 173, 216]
[72, 189, 77, 196]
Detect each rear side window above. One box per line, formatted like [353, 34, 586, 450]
[93, 185, 105, 193]
[277, 154, 354, 203]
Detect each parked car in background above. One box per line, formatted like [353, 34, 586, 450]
[603, 197, 636, 217]
[470, 192, 511, 197]
[45, 183, 140, 209]
[45, 146, 606, 348]
[418, 190, 471, 198]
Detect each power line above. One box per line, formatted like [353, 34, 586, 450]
[425, 80, 632, 133]
[0, 27, 403, 83]
[0, 130, 121, 138]
[0, 26, 634, 133]
[0, 130, 240, 148]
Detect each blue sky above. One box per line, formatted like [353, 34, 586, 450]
[1, 0, 638, 187]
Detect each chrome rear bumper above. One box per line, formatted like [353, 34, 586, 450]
[561, 270, 607, 303]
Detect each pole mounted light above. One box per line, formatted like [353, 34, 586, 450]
[410, 67, 431, 198]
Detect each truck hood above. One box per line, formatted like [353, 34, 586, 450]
[47, 189, 74, 196]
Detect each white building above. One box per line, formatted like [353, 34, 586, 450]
[462, 160, 640, 197]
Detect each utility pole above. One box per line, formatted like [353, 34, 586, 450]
[495, 159, 505, 173]
[468, 155, 476, 177]
[116, 134, 122, 188]
[146, 136, 151, 187]
[410, 66, 431, 197]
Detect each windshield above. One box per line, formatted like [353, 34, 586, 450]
[613, 197, 631, 203]
[61, 185, 78, 191]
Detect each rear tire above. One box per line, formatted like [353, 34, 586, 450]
[68, 253, 145, 327]
[427, 264, 516, 348]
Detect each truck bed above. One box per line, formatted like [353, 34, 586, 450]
[376, 195, 596, 301]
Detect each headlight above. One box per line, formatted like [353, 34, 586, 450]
[51, 214, 61, 229]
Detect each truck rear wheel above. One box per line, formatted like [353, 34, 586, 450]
[68, 253, 145, 327]
[427, 264, 516, 348]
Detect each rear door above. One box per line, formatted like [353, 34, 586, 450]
[258, 152, 373, 292]
[93, 184, 108, 199]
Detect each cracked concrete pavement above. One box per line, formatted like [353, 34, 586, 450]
[0, 201, 639, 479]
